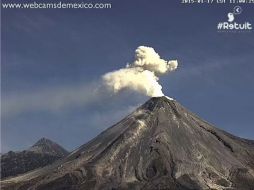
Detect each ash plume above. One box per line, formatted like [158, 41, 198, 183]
[103, 46, 178, 97]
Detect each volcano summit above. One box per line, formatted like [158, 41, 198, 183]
[1, 97, 254, 190]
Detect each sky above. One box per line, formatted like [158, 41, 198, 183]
[1, 0, 254, 153]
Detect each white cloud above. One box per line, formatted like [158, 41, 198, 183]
[2, 82, 105, 118]
[103, 46, 178, 97]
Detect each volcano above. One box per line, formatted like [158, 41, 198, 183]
[1, 97, 254, 190]
[1, 138, 68, 179]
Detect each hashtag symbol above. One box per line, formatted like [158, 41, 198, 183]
[217, 23, 223, 29]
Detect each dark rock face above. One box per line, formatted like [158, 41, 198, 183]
[1, 97, 254, 190]
[28, 138, 68, 157]
[1, 138, 68, 179]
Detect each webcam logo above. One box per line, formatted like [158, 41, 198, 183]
[233, 6, 242, 15]
[227, 13, 234, 22]
[217, 6, 252, 32]
[227, 6, 242, 22]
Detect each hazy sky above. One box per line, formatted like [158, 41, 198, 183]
[2, 0, 254, 153]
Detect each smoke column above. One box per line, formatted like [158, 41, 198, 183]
[103, 46, 178, 97]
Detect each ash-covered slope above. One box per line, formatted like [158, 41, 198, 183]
[28, 138, 68, 157]
[1, 97, 254, 190]
[1, 138, 68, 179]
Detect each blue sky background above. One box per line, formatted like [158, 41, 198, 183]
[1, 0, 254, 152]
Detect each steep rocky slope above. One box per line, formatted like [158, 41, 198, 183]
[1, 97, 254, 189]
[1, 138, 68, 179]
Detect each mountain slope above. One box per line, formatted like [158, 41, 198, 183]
[28, 138, 68, 157]
[1, 138, 68, 179]
[1, 97, 254, 190]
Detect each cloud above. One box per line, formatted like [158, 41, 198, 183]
[102, 46, 178, 97]
[2, 46, 178, 119]
[2, 82, 105, 118]
[133, 46, 178, 74]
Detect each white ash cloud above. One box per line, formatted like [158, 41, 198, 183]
[3, 46, 177, 118]
[2, 82, 104, 118]
[103, 46, 178, 97]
